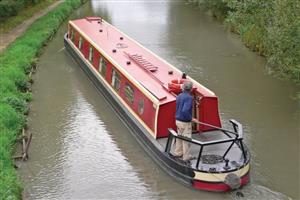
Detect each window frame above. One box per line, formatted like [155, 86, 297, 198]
[138, 99, 144, 115]
[78, 37, 83, 50]
[88, 45, 94, 62]
[124, 83, 134, 104]
[111, 68, 121, 92]
[99, 57, 107, 76]
[70, 29, 74, 41]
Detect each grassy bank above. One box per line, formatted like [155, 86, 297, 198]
[193, 0, 300, 84]
[0, 0, 84, 199]
[0, 0, 58, 34]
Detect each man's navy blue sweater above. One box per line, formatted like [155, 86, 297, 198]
[175, 91, 193, 122]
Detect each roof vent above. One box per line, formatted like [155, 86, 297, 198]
[99, 29, 103, 32]
[126, 61, 131, 65]
[120, 37, 124, 40]
[168, 70, 173, 75]
[112, 49, 117, 53]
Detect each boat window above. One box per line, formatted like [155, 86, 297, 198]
[124, 83, 134, 104]
[111, 69, 121, 92]
[89, 46, 93, 62]
[99, 57, 106, 76]
[138, 99, 144, 115]
[70, 29, 74, 41]
[79, 37, 83, 50]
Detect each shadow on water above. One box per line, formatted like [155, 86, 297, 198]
[19, 1, 299, 199]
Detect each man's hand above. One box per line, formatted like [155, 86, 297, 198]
[192, 118, 198, 123]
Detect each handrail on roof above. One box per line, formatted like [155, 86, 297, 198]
[85, 16, 102, 23]
[124, 51, 158, 72]
[123, 51, 166, 87]
[123, 52, 181, 100]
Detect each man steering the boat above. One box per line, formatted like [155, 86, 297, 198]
[172, 81, 195, 162]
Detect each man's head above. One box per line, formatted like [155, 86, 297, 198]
[182, 81, 193, 92]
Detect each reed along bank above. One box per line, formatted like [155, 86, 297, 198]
[0, 1, 85, 199]
[192, 0, 300, 85]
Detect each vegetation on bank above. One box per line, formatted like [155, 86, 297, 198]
[0, 0, 57, 34]
[0, 0, 84, 199]
[193, 0, 300, 84]
[0, 0, 46, 19]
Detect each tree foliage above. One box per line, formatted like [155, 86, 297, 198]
[0, 0, 44, 19]
[194, 0, 300, 83]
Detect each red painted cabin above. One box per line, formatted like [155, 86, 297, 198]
[67, 17, 221, 139]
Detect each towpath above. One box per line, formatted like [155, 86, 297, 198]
[0, 0, 63, 53]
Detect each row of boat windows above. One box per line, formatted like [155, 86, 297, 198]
[100, 57, 145, 115]
[71, 31, 144, 115]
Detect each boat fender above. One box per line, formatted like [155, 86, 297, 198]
[236, 191, 244, 197]
[224, 173, 241, 190]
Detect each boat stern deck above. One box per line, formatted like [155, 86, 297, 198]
[156, 120, 250, 191]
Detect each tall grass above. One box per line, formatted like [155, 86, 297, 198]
[192, 0, 300, 84]
[0, 0, 83, 199]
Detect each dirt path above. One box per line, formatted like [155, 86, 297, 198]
[0, 0, 63, 53]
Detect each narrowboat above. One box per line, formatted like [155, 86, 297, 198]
[64, 17, 250, 192]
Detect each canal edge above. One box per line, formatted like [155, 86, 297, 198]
[0, 1, 87, 199]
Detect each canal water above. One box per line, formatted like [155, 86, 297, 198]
[18, 1, 299, 199]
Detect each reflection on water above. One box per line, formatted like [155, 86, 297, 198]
[20, 29, 156, 199]
[19, 0, 299, 199]
[23, 91, 155, 199]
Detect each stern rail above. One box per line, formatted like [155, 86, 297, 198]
[165, 120, 247, 169]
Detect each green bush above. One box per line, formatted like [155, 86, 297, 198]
[0, 128, 22, 200]
[2, 97, 28, 114]
[226, 0, 300, 83]
[0, 0, 83, 199]
[0, 0, 43, 19]
[0, 103, 23, 131]
[196, 0, 230, 20]
[193, 0, 300, 84]
[0, 0, 22, 18]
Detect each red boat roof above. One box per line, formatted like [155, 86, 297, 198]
[69, 17, 216, 104]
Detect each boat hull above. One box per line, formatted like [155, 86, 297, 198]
[64, 33, 250, 192]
